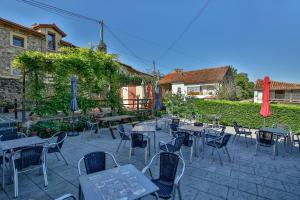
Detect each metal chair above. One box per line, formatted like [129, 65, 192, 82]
[232, 121, 253, 147]
[78, 151, 119, 175]
[85, 120, 99, 138]
[11, 146, 48, 198]
[292, 132, 300, 152]
[116, 124, 131, 153]
[0, 128, 27, 141]
[255, 131, 276, 160]
[172, 118, 180, 125]
[55, 193, 76, 200]
[45, 131, 68, 166]
[129, 133, 150, 165]
[169, 123, 179, 137]
[159, 134, 185, 159]
[206, 133, 232, 165]
[142, 152, 185, 200]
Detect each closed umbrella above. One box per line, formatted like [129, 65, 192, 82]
[69, 76, 79, 136]
[154, 80, 162, 130]
[260, 76, 271, 127]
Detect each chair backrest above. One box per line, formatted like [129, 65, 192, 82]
[219, 134, 231, 147]
[170, 123, 178, 132]
[56, 132, 67, 149]
[257, 131, 273, 145]
[83, 152, 106, 174]
[220, 126, 226, 136]
[15, 146, 44, 170]
[194, 122, 203, 127]
[159, 152, 179, 184]
[173, 135, 185, 151]
[232, 121, 240, 133]
[172, 118, 180, 125]
[117, 124, 125, 138]
[131, 133, 145, 148]
[0, 128, 18, 141]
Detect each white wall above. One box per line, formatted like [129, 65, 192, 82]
[171, 83, 218, 99]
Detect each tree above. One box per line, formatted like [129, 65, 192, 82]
[217, 67, 254, 101]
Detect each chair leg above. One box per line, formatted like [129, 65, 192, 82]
[255, 143, 258, 156]
[43, 164, 48, 186]
[225, 147, 231, 162]
[244, 134, 248, 147]
[144, 147, 148, 165]
[54, 152, 60, 161]
[216, 148, 223, 166]
[14, 170, 18, 198]
[250, 134, 254, 144]
[116, 139, 123, 153]
[129, 147, 132, 162]
[179, 150, 184, 160]
[189, 144, 193, 163]
[58, 149, 68, 166]
[272, 144, 276, 160]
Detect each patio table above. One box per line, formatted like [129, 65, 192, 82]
[131, 125, 156, 154]
[178, 125, 206, 162]
[98, 115, 135, 139]
[0, 136, 46, 190]
[259, 127, 291, 154]
[79, 164, 158, 200]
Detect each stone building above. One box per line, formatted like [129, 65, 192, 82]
[0, 17, 74, 104]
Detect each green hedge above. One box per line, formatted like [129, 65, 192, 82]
[193, 100, 300, 131]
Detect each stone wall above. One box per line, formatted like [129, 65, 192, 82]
[0, 25, 45, 77]
[0, 76, 21, 104]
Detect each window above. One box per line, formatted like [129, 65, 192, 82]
[177, 87, 181, 94]
[12, 35, 25, 48]
[187, 86, 202, 95]
[47, 33, 56, 50]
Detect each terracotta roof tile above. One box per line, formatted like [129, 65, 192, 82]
[255, 79, 300, 90]
[160, 66, 230, 85]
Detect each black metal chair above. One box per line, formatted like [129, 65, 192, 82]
[84, 120, 99, 138]
[206, 133, 232, 165]
[232, 121, 253, 147]
[11, 146, 48, 198]
[55, 193, 76, 200]
[116, 124, 131, 153]
[172, 118, 180, 125]
[292, 132, 300, 152]
[255, 131, 276, 159]
[129, 133, 150, 164]
[142, 152, 185, 200]
[159, 134, 185, 159]
[169, 123, 179, 137]
[45, 131, 68, 166]
[77, 151, 119, 175]
[0, 128, 27, 141]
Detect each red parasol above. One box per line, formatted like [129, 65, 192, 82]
[260, 76, 271, 118]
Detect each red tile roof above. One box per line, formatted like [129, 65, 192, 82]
[118, 62, 153, 78]
[32, 23, 67, 37]
[160, 66, 230, 85]
[0, 18, 45, 37]
[255, 79, 300, 90]
[60, 40, 76, 47]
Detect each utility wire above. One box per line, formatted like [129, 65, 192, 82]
[105, 24, 150, 68]
[157, 0, 212, 61]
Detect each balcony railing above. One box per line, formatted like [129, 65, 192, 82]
[270, 94, 300, 103]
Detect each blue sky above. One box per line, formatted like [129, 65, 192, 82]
[1, 0, 300, 83]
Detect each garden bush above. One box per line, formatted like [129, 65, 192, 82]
[194, 100, 300, 131]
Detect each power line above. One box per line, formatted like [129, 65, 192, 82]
[105, 24, 150, 69]
[157, 0, 212, 61]
[15, 0, 151, 69]
[16, 0, 100, 23]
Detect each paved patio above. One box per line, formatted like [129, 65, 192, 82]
[1, 121, 300, 200]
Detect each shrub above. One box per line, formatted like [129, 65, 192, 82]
[193, 100, 300, 131]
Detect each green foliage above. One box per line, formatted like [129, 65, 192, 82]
[218, 67, 254, 101]
[163, 93, 196, 118]
[29, 121, 60, 138]
[165, 97, 300, 131]
[13, 47, 128, 116]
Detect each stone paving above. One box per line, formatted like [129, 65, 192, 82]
[1, 122, 300, 200]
